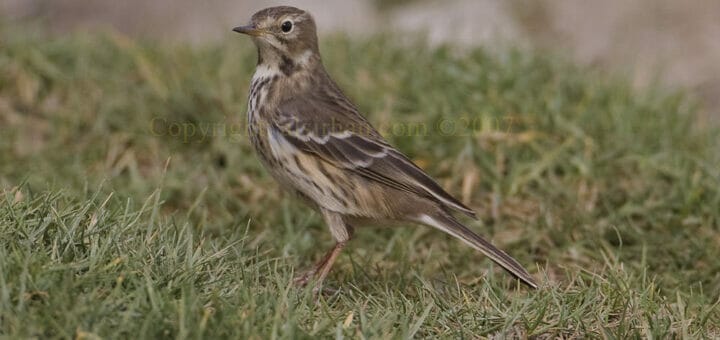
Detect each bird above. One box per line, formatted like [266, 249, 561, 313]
[233, 6, 537, 290]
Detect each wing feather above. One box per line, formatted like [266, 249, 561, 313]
[274, 95, 477, 218]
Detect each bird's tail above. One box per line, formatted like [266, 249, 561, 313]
[416, 212, 538, 289]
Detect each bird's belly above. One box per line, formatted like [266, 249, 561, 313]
[247, 115, 393, 219]
[261, 125, 357, 213]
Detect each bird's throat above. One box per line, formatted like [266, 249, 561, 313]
[256, 48, 319, 78]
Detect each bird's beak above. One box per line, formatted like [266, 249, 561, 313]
[233, 24, 262, 36]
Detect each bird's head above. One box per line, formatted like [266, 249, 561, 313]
[233, 6, 319, 69]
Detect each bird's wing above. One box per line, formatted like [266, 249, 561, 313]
[272, 95, 477, 219]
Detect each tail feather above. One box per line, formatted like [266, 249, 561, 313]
[417, 212, 538, 289]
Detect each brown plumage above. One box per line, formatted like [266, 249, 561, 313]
[233, 6, 537, 290]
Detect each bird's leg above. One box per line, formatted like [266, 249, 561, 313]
[314, 241, 346, 288]
[294, 209, 352, 290]
[293, 241, 347, 288]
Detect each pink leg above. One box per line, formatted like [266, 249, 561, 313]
[293, 241, 347, 289]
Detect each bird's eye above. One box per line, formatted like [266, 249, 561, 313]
[281, 20, 293, 33]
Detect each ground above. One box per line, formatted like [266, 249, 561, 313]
[0, 24, 719, 338]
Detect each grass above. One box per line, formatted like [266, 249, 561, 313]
[1, 21, 719, 338]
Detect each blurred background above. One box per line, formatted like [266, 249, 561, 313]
[4, 0, 720, 121]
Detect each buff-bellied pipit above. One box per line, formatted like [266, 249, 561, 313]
[233, 6, 537, 290]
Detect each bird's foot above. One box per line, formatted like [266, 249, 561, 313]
[292, 269, 317, 287]
[293, 269, 339, 296]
